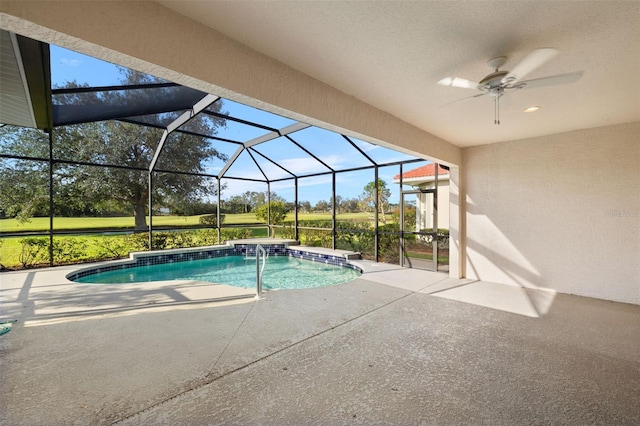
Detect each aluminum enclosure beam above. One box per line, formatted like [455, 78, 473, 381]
[148, 93, 219, 246]
[149, 94, 219, 172]
[219, 121, 310, 179]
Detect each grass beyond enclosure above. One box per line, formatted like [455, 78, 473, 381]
[0, 227, 271, 269]
[0, 212, 449, 269]
[0, 212, 371, 268]
[0, 212, 371, 233]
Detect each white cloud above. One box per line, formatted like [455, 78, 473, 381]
[220, 178, 267, 199]
[357, 142, 380, 152]
[59, 58, 82, 67]
[278, 157, 331, 174]
[298, 174, 333, 187]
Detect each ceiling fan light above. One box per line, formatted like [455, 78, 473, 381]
[454, 78, 477, 89]
[523, 106, 540, 113]
[438, 77, 478, 89]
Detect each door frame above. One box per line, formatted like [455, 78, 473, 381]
[400, 187, 438, 271]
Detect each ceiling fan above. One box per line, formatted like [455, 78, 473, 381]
[438, 48, 583, 124]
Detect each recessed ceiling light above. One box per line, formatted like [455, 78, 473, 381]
[523, 106, 540, 113]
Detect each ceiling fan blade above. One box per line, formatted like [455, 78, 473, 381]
[437, 77, 480, 90]
[441, 91, 487, 107]
[501, 48, 559, 84]
[516, 71, 584, 89]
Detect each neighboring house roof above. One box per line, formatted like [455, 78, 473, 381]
[394, 163, 449, 181]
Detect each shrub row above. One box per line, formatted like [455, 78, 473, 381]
[8, 220, 449, 269]
[278, 221, 449, 264]
[12, 228, 253, 268]
[199, 214, 225, 227]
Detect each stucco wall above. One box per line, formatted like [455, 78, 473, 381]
[462, 122, 640, 304]
[415, 181, 450, 230]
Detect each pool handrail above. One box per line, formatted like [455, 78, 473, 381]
[255, 244, 267, 299]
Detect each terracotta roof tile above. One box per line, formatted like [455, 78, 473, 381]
[394, 163, 449, 180]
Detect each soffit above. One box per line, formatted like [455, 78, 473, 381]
[0, 30, 51, 129]
[0, 30, 36, 128]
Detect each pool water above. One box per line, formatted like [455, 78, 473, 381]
[74, 255, 361, 289]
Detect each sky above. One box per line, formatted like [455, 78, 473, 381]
[50, 45, 428, 205]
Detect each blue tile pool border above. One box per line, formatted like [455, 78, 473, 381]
[66, 243, 362, 282]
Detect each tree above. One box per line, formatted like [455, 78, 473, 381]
[240, 191, 254, 213]
[223, 191, 284, 214]
[223, 195, 247, 214]
[0, 128, 51, 221]
[314, 200, 330, 212]
[269, 192, 286, 204]
[0, 68, 228, 231]
[334, 195, 343, 214]
[360, 179, 392, 224]
[254, 201, 289, 237]
[171, 200, 219, 216]
[299, 201, 312, 213]
[340, 197, 360, 213]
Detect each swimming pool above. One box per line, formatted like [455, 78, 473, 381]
[68, 244, 362, 289]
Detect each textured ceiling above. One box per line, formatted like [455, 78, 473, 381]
[158, 1, 640, 147]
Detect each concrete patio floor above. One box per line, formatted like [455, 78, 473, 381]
[1, 251, 639, 425]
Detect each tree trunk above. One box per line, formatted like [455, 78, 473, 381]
[379, 199, 387, 224]
[134, 199, 148, 231]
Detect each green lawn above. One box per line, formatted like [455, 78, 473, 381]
[0, 214, 258, 233]
[0, 212, 372, 233]
[0, 211, 409, 269]
[0, 227, 274, 269]
[405, 251, 450, 264]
